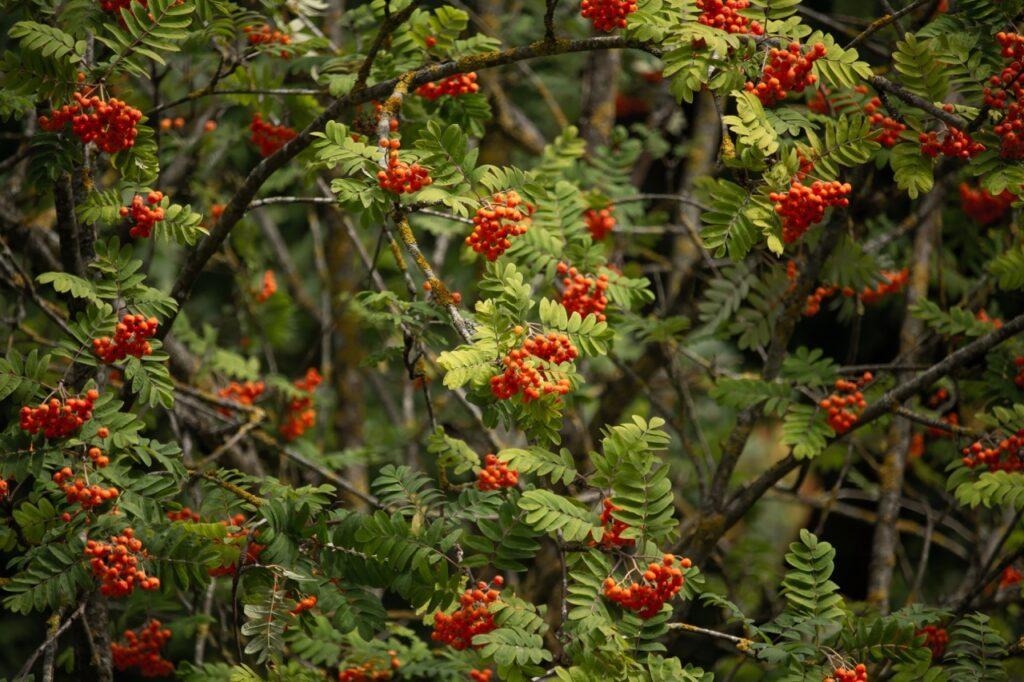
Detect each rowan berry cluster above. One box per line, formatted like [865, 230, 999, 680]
[431, 577, 503, 650]
[696, 0, 763, 34]
[958, 183, 1015, 225]
[1014, 357, 1024, 389]
[860, 269, 909, 304]
[166, 507, 201, 522]
[908, 432, 925, 458]
[961, 430, 1024, 471]
[917, 625, 948, 659]
[159, 117, 185, 130]
[290, 594, 317, 616]
[584, 207, 616, 240]
[256, 270, 277, 303]
[120, 191, 165, 238]
[20, 390, 99, 439]
[467, 191, 533, 260]
[250, 113, 297, 157]
[377, 139, 432, 194]
[977, 309, 1003, 329]
[557, 262, 609, 322]
[819, 373, 871, 434]
[803, 284, 838, 316]
[863, 97, 906, 147]
[53, 468, 118, 510]
[0, 480, 8, 501]
[337, 654, 400, 682]
[217, 380, 265, 414]
[580, 0, 637, 32]
[797, 270, 910, 313]
[469, 670, 493, 682]
[597, 498, 635, 548]
[111, 619, 174, 678]
[39, 93, 142, 153]
[602, 555, 690, 619]
[745, 42, 827, 106]
[983, 33, 1024, 159]
[1001, 565, 1023, 588]
[771, 180, 851, 243]
[93, 313, 158, 363]
[84, 528, 160, 597]
[919, 126, 984, 159]
[490, 334, 578, 402]
[476, 453, 519, 491]
[825, 664, 868, 682]
[244, 24, 292, 58]
[280, 368, 322, 441]
[416, 73, 479, 100]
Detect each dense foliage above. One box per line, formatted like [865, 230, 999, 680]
[1, 0, 1023, 679]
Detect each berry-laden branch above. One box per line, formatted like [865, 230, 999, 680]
[160, 36, 659, 335]
[722, 308, 1024, 532]
[9, 3, 1024, 679]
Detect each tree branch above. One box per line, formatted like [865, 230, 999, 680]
[867, 204, 937, 613]
[158, 36, 661, 339]
[721, 308, 1024, 532]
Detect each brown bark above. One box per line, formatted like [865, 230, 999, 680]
[866, 205, 938, 612]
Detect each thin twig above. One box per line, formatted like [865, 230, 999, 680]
[17, 603, 85, 681]
[845, 0, 931, 49]
[666, 622, 754, 652]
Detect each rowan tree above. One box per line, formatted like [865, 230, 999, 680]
[0, 0, 1023, 679]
